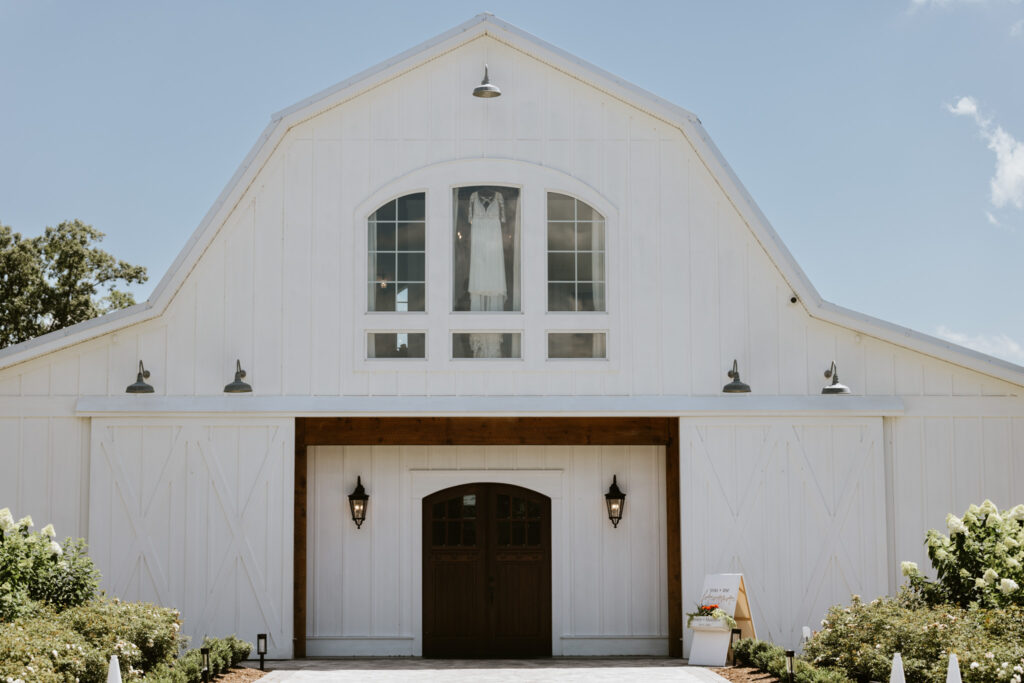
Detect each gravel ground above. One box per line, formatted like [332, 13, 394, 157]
[712, 666, 780, 683]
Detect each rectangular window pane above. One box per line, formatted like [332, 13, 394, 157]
[548, 283, 576, 312]
[547, 252, 575, 281]
[576, 283, 605, 312]
[577, 253, 604, 281]
[397, 222, 425, 250]
[577, 222, 605, 250]
[368, 332, 426, 359]
[397, 253, 425, 281]
[374, 223, 396, 251]
[547, 222, 575, 250]
[452, 333, 522, 359]
[374, 253, 394, 282]
[453, 186, 520, 312]
[548, 332, 607, 359]
[369, 282, 396, 311]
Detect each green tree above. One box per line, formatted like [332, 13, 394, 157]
[0, 220, 147, 349]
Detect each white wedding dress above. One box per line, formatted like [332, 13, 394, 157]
[468, 191, 507, 357]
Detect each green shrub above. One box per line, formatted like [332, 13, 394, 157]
[142, 636, 253, 683]
[0, 508, 100, 620]
[733, 637, 852, 683]
[902, 500, 1024, 609]
[804, 592, 1024, 683]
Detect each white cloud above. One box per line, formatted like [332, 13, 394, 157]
[937, 326, 1024, 365]
[948, 97, 1024, 211]
[1011, 19, 1024, 36]
[986, 210, 1001, 225]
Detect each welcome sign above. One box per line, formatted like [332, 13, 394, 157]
[688, 573, 755, 666]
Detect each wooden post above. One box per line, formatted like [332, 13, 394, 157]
[293, 419, 307, 659]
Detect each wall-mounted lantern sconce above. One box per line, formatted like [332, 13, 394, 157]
[822, 360, 850, 394]
[256, 633, 267, 671]
[722, 359, 751, 393]
[348, 476, 369, 529]
[730, 628, 742, 664]
[126, 361, 154, 394]
[605, 475, 626, 528]
[785, 649, 796, 683]
[472, 64, 501, 98]
[224, 359, 252, 393]
[200, 647, 211, 683]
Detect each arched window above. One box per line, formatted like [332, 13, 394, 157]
[546, 193, 605, 312]
[368, 193, 426, 312]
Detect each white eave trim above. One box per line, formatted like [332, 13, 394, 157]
[75, 395, 905, 417]
[2, 14, 1022, 390]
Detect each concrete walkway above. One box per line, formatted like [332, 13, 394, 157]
[247, 658, 728, 682]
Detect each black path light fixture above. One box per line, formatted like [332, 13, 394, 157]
[256, 633, 267, 671]
[126, 361, 154, 393]
[821, 360, 851, 395]
[785, 649, 796, 683]
[348, 476, 369, 529]
[722, 359, 751, 393]
[605, 475, 626, 528]
[472, 64, 501, 98]
[224, 359, 252, 393]
[200, 646, 211, 683]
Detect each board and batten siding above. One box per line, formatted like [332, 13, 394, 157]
[306, 445, 667, 656]
[87, 418, 294, 658]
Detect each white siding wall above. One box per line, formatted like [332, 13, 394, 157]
[88, 418, 294, 658]
[306, 445, 667, 656]
[681, 418, 889, 651]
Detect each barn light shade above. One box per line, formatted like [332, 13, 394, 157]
[722, 359, 751, 393]
[822, 360, 851, 395]
[126, 361, 154, 393]
[256, 633, 267, 671]
[200, 647, 211, 683]
[785, 649, 796, 683]
[472, 64, 501, 98]
[348, 476, 369, 529]
[224, 359, 252, 393]
[605, 475, 626, 528]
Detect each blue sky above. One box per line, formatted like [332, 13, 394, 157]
[2, 1, 1023, 364]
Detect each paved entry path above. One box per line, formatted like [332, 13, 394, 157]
[251, 658, 729, 682]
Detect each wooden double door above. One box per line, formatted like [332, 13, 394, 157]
[422, 483, 552, 658]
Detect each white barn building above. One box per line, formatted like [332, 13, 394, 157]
[1, 14, 1023, 660]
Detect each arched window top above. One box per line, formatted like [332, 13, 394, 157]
[547, 193, 605, 312]
[368, 192, 425, 312]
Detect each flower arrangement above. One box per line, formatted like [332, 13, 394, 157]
[686, 603, 738, 628]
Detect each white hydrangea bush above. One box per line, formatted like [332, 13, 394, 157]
[902, 500, 1024, 608]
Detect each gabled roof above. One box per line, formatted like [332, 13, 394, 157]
[2, 14, 1022, 387]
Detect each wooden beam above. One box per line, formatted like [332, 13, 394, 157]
[665, 418, 682, 658]
[293, 419, 307, 659]
[300, 417, 673, 446]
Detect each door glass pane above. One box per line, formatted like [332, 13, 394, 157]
[527, 500, 540, 518]
[512, 498, 526, 519]
[433, 502, 445, 518]
[511, 522, 525, 546]
[452, 186, 520, 312]
[463, 521, 476, 546]
[496, 494, 510, 519]
[447, 521, 461, 545]
[432, 520, 445, 546]
[527, 521, 540, 546]
[447, 498, 461, 518]
[462, 494, 476, 517]
[497, 520, 510, 546]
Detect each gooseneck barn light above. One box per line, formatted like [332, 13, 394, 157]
[348, 476, 369, 529]
[126, 361, 154, 394]
[821, 360, 851, 395]
[472, 64, 501, 98]
[605, 475, 626, 528]
[224, 359, 252, 393]
[722, 359, 751, 393]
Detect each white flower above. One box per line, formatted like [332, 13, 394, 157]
[902, 561, 919, 577]
[972, 663, 981, 670]
[947, 514, 969, 535]
[981, 500, 999, 516]
[1004, 663, 1011, 668]
[1015, 666, 1023, 674]
[988, 653, 997, 659]
[1000, 578, 1020, 594]
[0, 508, 15, 532]
[17, 515, 32, 529]
[1009, 505, 1024, 521]
[984, 568, 1000, 584]
[1008, 558, 1021, 569]
[977, 578, 988, 588]
[1008, 538, 1021, 548]
[988, 512, 1005, 527]
[49, 541, 62, 557]
[934, 548, 949, 561]
[41, 524, 55, 538]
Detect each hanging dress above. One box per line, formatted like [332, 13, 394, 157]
[468, 190, 507, 312]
